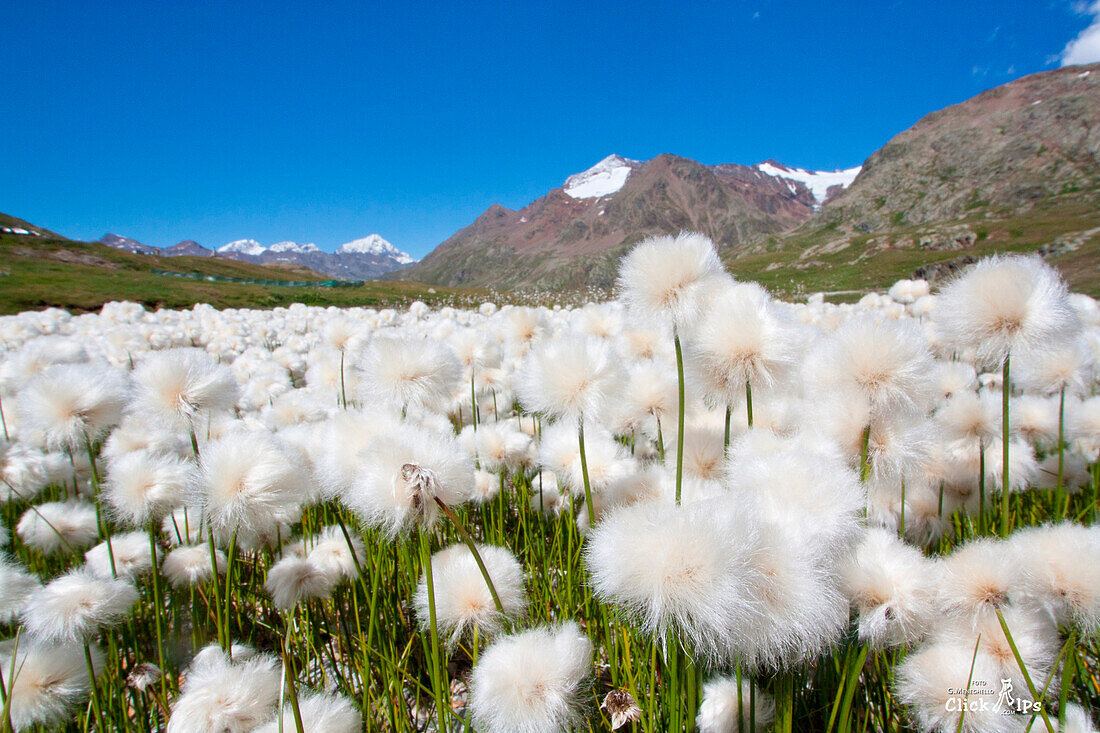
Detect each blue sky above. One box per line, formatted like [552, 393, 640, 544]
[3, 1, 1099, 258]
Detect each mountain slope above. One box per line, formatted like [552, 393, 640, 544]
[731, 62, 1100, 298]
[0, 216, 474, 314]
[407, 153, 853, 289]
[99, 233, 416, 280]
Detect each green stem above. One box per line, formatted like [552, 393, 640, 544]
[674, 330, 686, 505]
[1001, 355, 1011, 538]
[206, 530, 226, 651]
[1056, 386, 1066, 520]
[774, 671, 795, 733]
[281, 621, 306, 733]
[432, 497, 504, 614]
[1059, 628, 1076, 729]
[994, 607, 1055, 733]
[83, 642, 105, 732]
[418, 530, 448, 729]
[859, 424, 871, 483]
[147, 523, 168, 697]
[470, 370, 479, 431]
[0, 393, 8, 441]
[339, 350, 347, 410]
[578, 421, 595, 526]
[837, 644, 870, 732]
[745, 379, 753, 429]
[724, 405, 732, 453]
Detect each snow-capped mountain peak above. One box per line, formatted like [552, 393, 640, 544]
[269, 240, 320, 254]
[337, 234, 416, 264]
[754, 161, 861, 208]
[218, 239, 267, 256]
[563, 154, 639, 199]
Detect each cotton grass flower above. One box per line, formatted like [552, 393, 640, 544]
[84, 530, 159, 579]
[807, 314, 935, 418]
[253, 691, 363, 733]
[469, 621, 592, 733]
[696, 676, 774, 733]
[414, 543, 527, 646]
[162, 544, 227, 587]
[842, 528, 938, 648]
[16, 501, 99, 554]
[0, 642, 102, 732]
[356, 335, 460, 412]
[167, 645, 282, 733]
[21, 569, 138, 643]
[16, 363, 128, 450]
[686, 280, 798, 413]
[0, 554, 40, 622]
[1010, 522, 1100, 633]
[192, 430, 308, 545]
[130, 348, 239, 430]
[264, 555, 334, 610]
[894, 639, 1022, 733]
[102, 449, 193, 526]
[304, 524, 365, 583]
[617, 232, 726, 331]
[516, 335, 620, 424]
[935, 254, 1078, 368]
[586, 497, 763, 664]
[342, 423, 474, 537]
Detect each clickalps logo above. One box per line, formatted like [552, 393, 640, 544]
[947, 679, 1043, 716]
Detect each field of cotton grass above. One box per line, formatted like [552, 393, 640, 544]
[0, 233, 1098, 732]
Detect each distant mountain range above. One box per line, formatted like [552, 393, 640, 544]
[404, 154, 860, 289]
[99, 233, 416, 280]
[404, 62, 1100, 291]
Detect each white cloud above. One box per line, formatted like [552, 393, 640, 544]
[1061, 0, 1100, 66]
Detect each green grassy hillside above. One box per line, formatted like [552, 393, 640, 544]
[0, 229, 487, 314]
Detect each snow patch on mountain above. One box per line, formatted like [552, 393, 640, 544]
[564, 155, 638, 199]
[755, 162, 861, 207]
[218, 239, 267, 256]
[337, 234, 416, 264]
[269, 241, 320, 254]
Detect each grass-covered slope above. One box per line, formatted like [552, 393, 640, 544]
[0, 227, 483, 314]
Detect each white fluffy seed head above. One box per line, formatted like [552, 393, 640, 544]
[356, 335, 460, 412]
[162, 544, 226, 587]
[807, 314, 936, 418]
[469, 622, 593, 733]
[16, 363, 129, 450]
[617, 232, 727, 330]
[517, 335, 621, 423]
[696, 675, 774, 733]
[0, 554, 40, 622]
[167, 646, 282, 733]
[686, 280, 798, 407]
[16, 501, 100, 555]
[103, 449, 193, 526]
[264, 555, 334, 610]
[1010, 522, 1100, 633]
[894, 640, 1023, 733]
[192, 430, 308, 546]
[253, 691, 363, 733]
[586, 497, 765, 665]
[21, 569, 138, 644]
[131, 348, 239, 427]
[84, 530, 159, 579]
[414, 542, 527, 647]
[842, 528, 939, 648]
[341, 424, 474, 538]
[0, 642, 102, 732]
[935, 254, 1078, 368]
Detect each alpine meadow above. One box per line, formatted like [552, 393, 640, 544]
[6, 3, 1100, 731]
[0, 232, 1099, 731]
